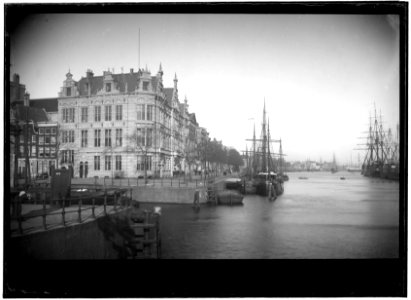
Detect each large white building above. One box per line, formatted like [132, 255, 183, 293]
[55, 65, 206, 178]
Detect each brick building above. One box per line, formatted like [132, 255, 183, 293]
[9, 75, 59, 186]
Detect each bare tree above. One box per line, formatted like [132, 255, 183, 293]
[127, 127, 154, 184]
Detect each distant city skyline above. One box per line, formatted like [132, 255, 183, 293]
[9, 13, 400, 163]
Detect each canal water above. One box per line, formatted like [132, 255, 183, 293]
[142, 171, 400, 259]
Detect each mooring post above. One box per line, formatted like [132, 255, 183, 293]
[62, 198, 66, 226]
[78, 193, 82, 223]
[92, 197, 95, 218]
[104, 189, 107, 215]
[17, 195, 23, 235]
[42, 197, 47, 230]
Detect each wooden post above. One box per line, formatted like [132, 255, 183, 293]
[92, 197, 95, 218]
[42, 197, 47, 230]
[78, 194, 82, 223]
[130, 188, 133, 206]
[104, 189, 107, 215]
[114, 191, 117, 210]
[62, 197, 66, 226]
[17, 195, 23, 234]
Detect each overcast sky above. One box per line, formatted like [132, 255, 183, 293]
[9, 13, 400, 163]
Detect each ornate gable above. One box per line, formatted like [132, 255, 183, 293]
[58, 71, 79, 98]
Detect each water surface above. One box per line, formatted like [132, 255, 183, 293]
[142, 172, 400, 259]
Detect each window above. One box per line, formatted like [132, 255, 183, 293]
[143, 81, 149, 91]
[31, 145, 37, 157]
[106, 83, 111, 92]
[146, 128, 153, 147]
[62, 130, 75, 143]
[69, 130, 75, 143]
[136, 128, 146, 146]
[105, 156, 111, 170]
[95, 106, 101, 122]
[105, 129, 112, 147]
[81, 107, 88, 123]
[94, 156, 100, 171]
[116, 129, 122, 147]
[94, 129, 101, 147]
[61, 131, 67, 143]
[147, 105, 153, 121]
[105, 105, 112, 121]
[115, 155, 122, 171]
[62, 108, 75, 123]
[81, 130, 88, 147]
[137, 156, 152, 171]
[62, 150, 74, 164]
[115, 105, 122, 121]
[137, 104, 145, 120]
[66, 87, 71, 96]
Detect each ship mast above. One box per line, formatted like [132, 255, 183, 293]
[261, 100, 267, 172]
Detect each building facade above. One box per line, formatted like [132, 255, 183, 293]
[55, 65, 206, 178]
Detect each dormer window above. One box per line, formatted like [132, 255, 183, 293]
[66, 87, 71, 97]
[143, 81, 149, 91]
[106, 83, 111, 92]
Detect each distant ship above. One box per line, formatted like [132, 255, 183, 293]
[330, 153, 338, 173]
[356, 105, 399, 180]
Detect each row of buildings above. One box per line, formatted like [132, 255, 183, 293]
[9, 65, 210, 185]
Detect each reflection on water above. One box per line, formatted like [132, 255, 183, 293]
[141, 172, 400, 259]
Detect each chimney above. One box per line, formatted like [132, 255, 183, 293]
[130, 68, 134, 74]
[86, 69, 94, 79]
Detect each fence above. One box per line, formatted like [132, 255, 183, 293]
[69, 174, 219, 189]
[10, 186, 133, 235]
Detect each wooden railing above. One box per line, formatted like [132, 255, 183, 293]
[10, 187, 133, 235]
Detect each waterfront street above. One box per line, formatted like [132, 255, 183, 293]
[141, 171, 400, 259]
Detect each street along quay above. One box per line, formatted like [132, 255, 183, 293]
[8, 182, 162, 260]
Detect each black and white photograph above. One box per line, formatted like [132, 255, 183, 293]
[3, 2, 407, 297]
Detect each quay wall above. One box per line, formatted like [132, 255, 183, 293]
[9, 209, 137, 260]
[131, 186, 207, 204]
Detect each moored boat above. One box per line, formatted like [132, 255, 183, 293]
[243, 101, 287, 199]
[213, 178, 244, 205]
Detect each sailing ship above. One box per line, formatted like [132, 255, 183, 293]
[330, 153, 338, 173]
[243, 102, 286, 199]
[356, 105, 399, 180]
